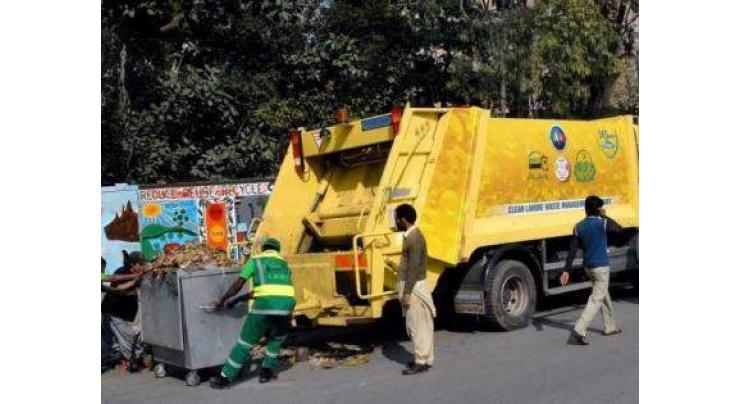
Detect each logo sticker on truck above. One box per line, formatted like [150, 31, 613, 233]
[574, 150, 596, 182]
[527, 151, 548, 179]
[598, 129, 619, 159]
[550, 125, 567, 150]
[555, 157, 570, 181]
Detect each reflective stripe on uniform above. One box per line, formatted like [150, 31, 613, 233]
[237, 338, 252, 348]
[250, 309, 292, 316]
[253, 284, 295, 297]
[253, 250, 285, 261]
[255, 258, 265, 284]
[227, 357, 243, 369]
[264, 349, 278, 358]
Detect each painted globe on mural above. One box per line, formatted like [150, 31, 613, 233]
[550, 125, 567, 150]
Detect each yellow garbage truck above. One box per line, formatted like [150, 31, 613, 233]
[254, 106, 639, 329]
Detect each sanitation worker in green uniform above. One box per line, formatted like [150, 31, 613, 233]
[209, 237, 296, 389]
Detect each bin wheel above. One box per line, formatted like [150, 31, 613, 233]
[185, 371, 201, 386]
[153, 363, 167, 378]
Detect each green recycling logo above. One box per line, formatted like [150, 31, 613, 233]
[574, 149, 596, 182]
[598, 129, 619, 159]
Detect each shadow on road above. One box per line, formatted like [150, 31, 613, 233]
[530, 284, 637, 337]
[532, 316, 575, 332]
[380, 341, 414, 366]
[276, 285, 638, 362]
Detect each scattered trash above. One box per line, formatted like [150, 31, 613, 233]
[238, 341, 372, 369]
[304, 343, 373, 369]
[142, 354, 154, 369]
[309, 355, 338, 369]
[248, 345, 298, 364]
[342, 353, 369, 367]
[295, 347, 311, 363]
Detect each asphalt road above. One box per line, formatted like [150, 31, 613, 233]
[102, 286, 638, 404]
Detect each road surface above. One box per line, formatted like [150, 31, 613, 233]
[102, 286, 638, 404]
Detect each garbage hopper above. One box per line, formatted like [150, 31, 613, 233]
[140, 267, 249, 386]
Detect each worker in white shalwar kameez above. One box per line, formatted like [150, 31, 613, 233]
[394, 203, 436, 375]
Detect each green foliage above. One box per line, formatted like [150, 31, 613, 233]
[102, 0, 638, 184]
[532, 0, 621, 116]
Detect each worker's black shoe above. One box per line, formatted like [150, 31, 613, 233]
[209, 374, 231, 389]
[571, 331, 590, 346]
[259, 368, 277, 383]
[402, 363, 430, 375]
[406, 361, 432, 369]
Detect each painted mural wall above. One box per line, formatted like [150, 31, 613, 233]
[139, 199, 199, 259]
[137, 182, 273, 261]
[101, 184, 142, 274]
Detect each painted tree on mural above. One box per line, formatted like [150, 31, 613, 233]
[102, 0, 638, 184]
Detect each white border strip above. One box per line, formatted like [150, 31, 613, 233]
[502, 197, 614, 216]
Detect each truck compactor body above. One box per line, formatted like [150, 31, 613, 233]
[255, 106, 639, 329]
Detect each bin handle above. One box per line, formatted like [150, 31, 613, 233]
[198, 304, 218, 313]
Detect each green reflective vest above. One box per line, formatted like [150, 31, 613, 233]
[240, 250, 296, 316]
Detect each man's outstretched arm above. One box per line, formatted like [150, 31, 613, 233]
[216, 278, 246, 309]
[101, 272, 141, 283]
[561, 229, 581, 286]
[563, 230, 581, 275]
[604, 215, 628, 245]
[215, 259, 255, 308]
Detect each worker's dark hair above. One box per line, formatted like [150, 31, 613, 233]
[585, 195, 604, 216]
[127, 251, 147, 266]
[261, 237, 281, 252]
[395, 203, 417, 224]
[101, 257, 106, 266]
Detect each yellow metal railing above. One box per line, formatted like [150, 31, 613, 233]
[352, 231, 398, 300]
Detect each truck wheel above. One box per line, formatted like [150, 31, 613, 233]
[482, 260, 536, 331]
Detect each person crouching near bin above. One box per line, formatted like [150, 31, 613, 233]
[209, 237, 296, 389]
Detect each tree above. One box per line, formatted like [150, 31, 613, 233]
[102, 0, 637, 184]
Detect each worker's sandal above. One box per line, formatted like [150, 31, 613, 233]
[209, 374, 231, 389]
[604, 327, 623, 336]
[406, 361, 432, 369]
[571, 331, 590, 346]
[402, 363, 430, 375]
[259, 368, 276, 383]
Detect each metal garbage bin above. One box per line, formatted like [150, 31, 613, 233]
[140, 267, 249, 386]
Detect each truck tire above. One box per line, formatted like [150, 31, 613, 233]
[482, 260, 536, 331]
